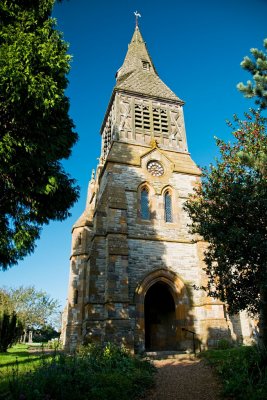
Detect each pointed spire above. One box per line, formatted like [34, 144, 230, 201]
[116, 25, 157, 80]
[115, 25, 182, 103]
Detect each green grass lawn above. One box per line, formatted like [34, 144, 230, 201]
[0, 343, 51, 369]
[0, 344, 53, 398]
[0, 344, 40, 365]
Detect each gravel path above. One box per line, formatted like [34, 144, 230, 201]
[145, 358, 221, 400]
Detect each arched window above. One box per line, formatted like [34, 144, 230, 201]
[141, 188, 150, 220]
[164, 191, 172, 222]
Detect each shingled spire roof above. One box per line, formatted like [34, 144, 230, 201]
[115, 26, 182, 103]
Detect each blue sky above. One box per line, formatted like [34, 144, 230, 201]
[1, 0, 266, 311]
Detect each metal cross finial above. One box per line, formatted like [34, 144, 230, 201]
[134, 11, 141, 27]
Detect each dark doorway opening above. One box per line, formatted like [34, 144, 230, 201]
[145, 281, 176, 351]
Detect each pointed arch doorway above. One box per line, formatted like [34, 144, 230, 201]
[135, 269, 188, 353]
[145, 281, 176, 350]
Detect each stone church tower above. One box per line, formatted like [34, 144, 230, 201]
[62, 25, 252, 352]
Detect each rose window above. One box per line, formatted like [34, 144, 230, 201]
[147, 161, 164, 177]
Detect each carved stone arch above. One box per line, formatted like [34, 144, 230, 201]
[138, 181, 155, 195]
[134, 268, 190, 352]
[161, 184, 174, 196]
[135, 268, 185, 297]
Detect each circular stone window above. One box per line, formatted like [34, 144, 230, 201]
[147, 160, 164, 177]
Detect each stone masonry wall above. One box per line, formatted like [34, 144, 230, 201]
[63, 125, 248, 351]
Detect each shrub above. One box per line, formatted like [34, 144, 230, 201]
[5, 343, 156, 400]
[46, 338, 62, 350]
[216, 338, 233, 350]
[202, 345, 267, 400]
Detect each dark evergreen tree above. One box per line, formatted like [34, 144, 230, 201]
[0, 0, 79, 269]
[237, 38, 267, 110]
[0, 312, 23, 352]
[237, 39, 267, 174]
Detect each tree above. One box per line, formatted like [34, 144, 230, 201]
[237, 38, 267, 110]
[0, 0, 79, 270]
[0, 288, 13, 314]
[32, 324, 60, 342]
[0, 312, 23, 352]
[237, 38, 267, 172]
[184, 111, 267, 345]
[0, 286, 60, 331]
[185, 38, 267, 346]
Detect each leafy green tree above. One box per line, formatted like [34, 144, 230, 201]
[237, 38, 267, 110]
[0, 286, 60, 331]
[0, 289, 13, 314]
[0, 0, 79, 270]
[0, 311, 23, 352]
[185, 111, 267, 345]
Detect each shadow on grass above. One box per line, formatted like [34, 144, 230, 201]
[0, 354, 51, 368]
[1, 351, 29, 358]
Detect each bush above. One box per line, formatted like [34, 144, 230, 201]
[202, 345, 267, 400]
[32, 325, 60, 343]
[6, 343, 156, 400]
[46, 338, 62, 350]
[216, 338, 233, 350]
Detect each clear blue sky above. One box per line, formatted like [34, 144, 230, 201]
[1, 0, 266, 311]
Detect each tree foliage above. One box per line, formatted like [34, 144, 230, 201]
[32, 324, 60, 342]
[0, 286, 60, 330]
[186, 38, 267, 345]
[0, 312, 23, 352]
[237, 38, 267, 110]
[185, 111, 267, 318]
[0, 0, 79, 270]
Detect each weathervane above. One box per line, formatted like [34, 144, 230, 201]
[134, 11, 141, 27]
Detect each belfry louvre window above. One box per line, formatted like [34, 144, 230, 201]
[153, 108, 168, 134]
[164, 191, 172, 222]
[135, 104, 170, 133]
[141, 188, 150, 220]
[135, 104, 151, 131]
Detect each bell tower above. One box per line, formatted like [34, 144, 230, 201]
[62, 24, 239, 353]
[101, 25, 188, 162]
